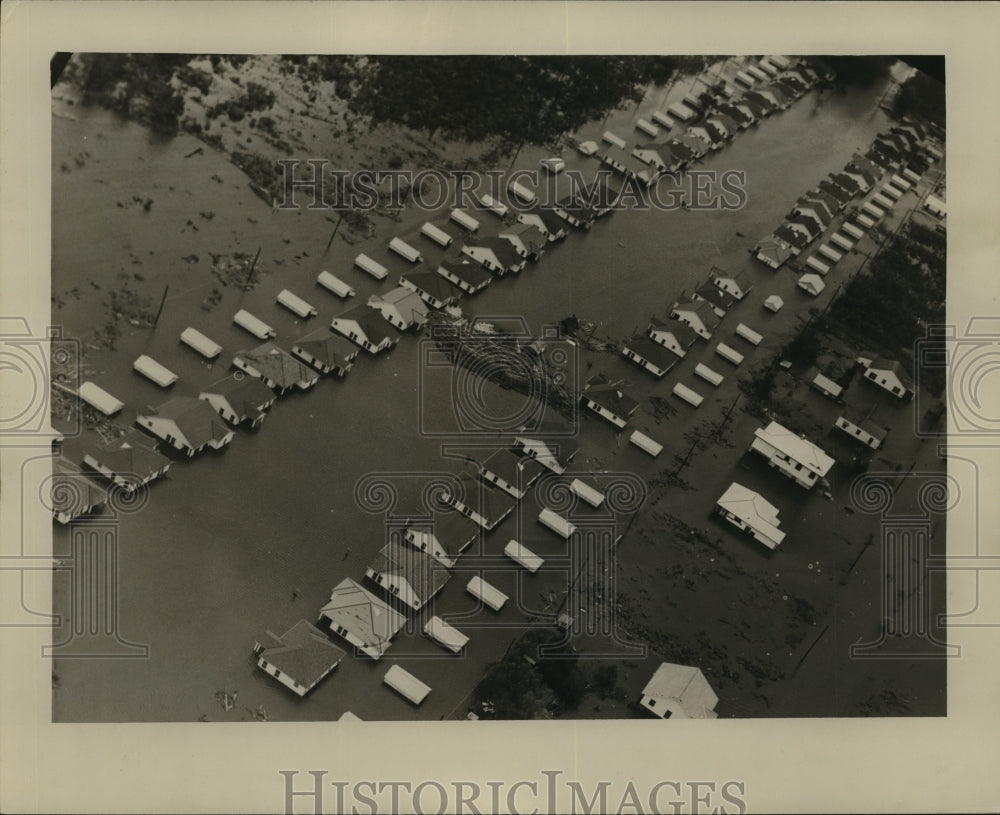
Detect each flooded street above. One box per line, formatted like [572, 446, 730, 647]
[50, 62, 944, 722]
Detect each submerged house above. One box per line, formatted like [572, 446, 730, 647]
[400, 269, 460, 309]
[621, 335, 679, 378]
[436, 257, 492, 295]
[232, 342, 320, 394]
[749, 420, 834, 489]
[441, 471, 518, 531]
[863, 358, 915, 400]
[639, 662, 719, 719]
[290, 329, 359, 377]
[136, 397, 235, 457]
[253, 619, 346, 697]
[318, 578, 406, 660]
[331, 305, 400, 354]
[461, 237, 526, 276]
[693, 281, 737, 318]
[198, 374, 277, 428]
[367, 287, 430, 331]
[498, 223, 548, 260]
[512, 434, 576, 475]
[51, 457, 108, 524]
[715, 482, 786, 550]
[516, 207, 568, 242]
[82, 430, 171, 492]
[580, 373, 639, 428]
[754, 234, 795, 269]
[365, 542, 451, 611]
[835, 408, 887, 450]
[670, 297, 721, 340]
[647, 315, 698, 358]
[404, 511, 480, 568]
[477, 448, 545, 500]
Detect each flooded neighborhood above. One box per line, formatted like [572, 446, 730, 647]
[47, 53, 948, 724]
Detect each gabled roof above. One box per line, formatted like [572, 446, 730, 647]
[235, 342, 317, 389]
[334, 305, 399, 346]
[466, 237, 523, 268]
[53, 457, 108, 514]
[754, 421, 834, 477]
[715, 103, 752, 125]
[787, 212, 823, 236]
[144, 397, 232, 447]
[829, 173, 861, 196]
[480, 448, 544, 486]
[449, 471, 517, 524]
[368, 287, 429, 326]
[672, 296, 722, 327]
[839, 406, 888, 441]
[367, 541, 451, 603]
[734, 97, 767, 118]
[401, 268, 460, 302]
[667, 140, 696, 161]
[319, 578, 406, 654]
[717, 482, 785, 548]
[868, 358, 915, 391]
[710, 266, 751, 288]
[200, 374, 275, 422]
[438, 257, 492, 287]
[648, 315, 699, 345]
[755, 235, 794, 264]
[292, 328, 359, 368]
[708, 113, 740, 135]
[524, 205, 567, 234]
[642, 662, 718, 719]
[500, 223, 547, 252]
[624, 336, 679, 370]
[774, 223, 812, 249]
[795, 196, 833, 224]
[255, 620, 345, 691]
[582, 372, 639, 416]
[84, 430, 170, 478]
[695, 282, 736, 311]
[407, 510, 479, 557]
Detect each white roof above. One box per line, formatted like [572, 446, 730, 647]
[540, 156, 566, 173]
[763, 295, 784, 312]
[424, 616, 469, 653]
[754, 421, 834, 477]
[479, 193, 508, 216]
[277, 289, 317, 318]
[577, 140, 600, 156]
[504, 540, 544, 573]
[421, 222, 453, 246]
[717, 482, 785, 549]
[570, 478, 605, 508]
[514, 436, 564, 473]
[133, 355, 178, 387]
[694, 363, 724, 386]
[798, 273, 826, 295]
[629, 430, 662, 456]
[383, 664, 431, 705]
[355, 253, 389, 279]
[735, 323, 763, 345]
[450, 209, 480, 231]
[538, 507, 577, 538]
[602, 130, 627, 148]
[339, 711, 363, 722]
[925, 194, 946, 214]
[180, 327, 222, 359]
[715, 342, 744, 365]
[389, 237, 423, 262]
[805, 256, 831, 275]
[642, 662, 719, 719]
[233, 309, 275, 339]
[317, 271, 355, 298]
[79, 381, 124, 416]
[812, 372, 843, 397]
[467, 576, 508, 611]
[673, 382, 704, 407]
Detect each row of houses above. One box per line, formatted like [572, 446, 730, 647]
[595, 57, 819, 190]
[754, 121, 935, 273]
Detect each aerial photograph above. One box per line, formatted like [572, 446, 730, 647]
[47, 53, 948, 723]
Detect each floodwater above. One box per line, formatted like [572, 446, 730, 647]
[51, 60, 943, 722]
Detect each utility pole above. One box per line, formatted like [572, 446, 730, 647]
[244, 246, 262, 290]
[152, 285, 169, 327]
[324, 212, 345, 253]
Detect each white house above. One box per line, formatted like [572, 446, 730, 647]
[441, 472, 517, 531]
[749, 420, 834, 489]
[498, 223, 548, 260]
[834, 411, 887, 450]
[253, 620, 345, 697]
[233, 342, 320, 394]
[404, 511, 479, 568]
[621, 336, 678, 378]
[319, 578, 406, 660]
[512, 435, 576, 474]
[291, 328, 359, 377]
[461, 238, 526, 276]
[516, 207, 567, 242]
[367, 287, 430, 331]
[82, 430, 171, 492]
[639, 662, 719, 719]
[754, 235, 794, 269]
[863, 358, 915, 400]
[710, 267, 753, 300]
[715, 482, 786, 550]
[400, 269, 460, 309]
[199, 374, 277, 428]
[580, 373, 639, 428]
[331, 305, 400, 354]
[437, 258, 492, 295]
[478, 448, 544, 500]
[670, 298, 720, 340]
[365, 542, 451, 611]
[647, 316, 698, 357]
[51, 458, 108, 525]
[136, 397, 235, 457]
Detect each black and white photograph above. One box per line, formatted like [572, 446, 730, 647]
[2, 2, 998, 813]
